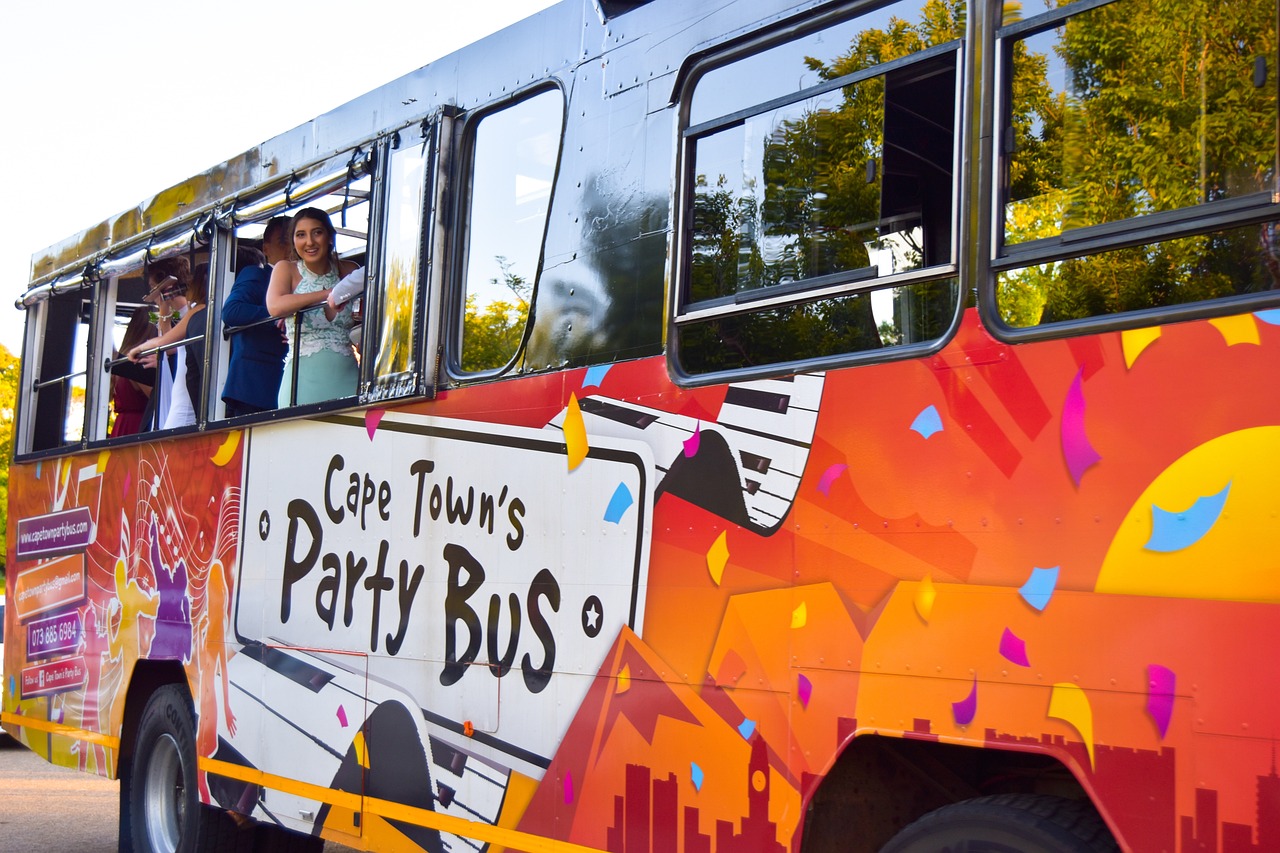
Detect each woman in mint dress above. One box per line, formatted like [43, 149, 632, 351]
[266, 207, 361, 406]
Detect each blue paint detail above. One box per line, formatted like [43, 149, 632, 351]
[1145, 482, 1231, 553]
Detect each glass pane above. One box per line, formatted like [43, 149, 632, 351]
[677, 278, 958, 372]
[689, 0, 961, 125]
[690, 79, 886, 304]
[998, 219, 1280, 326]
[460, 90, 563, 372]
[374, 141, 427, 383]
[32, 291, 91, 450]
[1004, 0, 1277, 246]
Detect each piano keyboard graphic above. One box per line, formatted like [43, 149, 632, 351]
[550, 373, 824, 534]
[427, 736, 509, 851]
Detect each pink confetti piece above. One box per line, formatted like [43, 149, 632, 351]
[336, 705, 349, 728]
[365, 409, 385, 440]
[564, 771, 574, 804]
[816, 463, 847, 497]
[683, 421, 701, 457]
[952, 675, 978, 726]
[999, 628, 1030, 667]
[1061, 368, 1101, 487]
[797, 673, 812, 708]
[1147, 664, 1176, 739]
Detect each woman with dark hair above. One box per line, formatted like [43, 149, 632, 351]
[265, 207, 361, 405]
[128, 259, 208, 428]
[109, 305, 157, 437]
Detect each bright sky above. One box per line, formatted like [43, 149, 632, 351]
[0, 0, 559, 356]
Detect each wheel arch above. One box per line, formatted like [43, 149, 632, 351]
[116, 659, 190, 853]
[797, 732, 1117, 853]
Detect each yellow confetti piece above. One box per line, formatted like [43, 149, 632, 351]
[211, 431, 242, 467]
[1048, 682, 1095, 770]
[1208, 314, 1260, 347]
[914, 574, 936, 622]
[791, 601, 807, 629]
[59, 459, 71, 487]
[96, 450, 110, 475]
[354, 732, 369, 769]
[706, 530, 729, 586]
[1121, 326, 1161, 369]
[618, 664, 631, 694]
[564, 393, 588, 471]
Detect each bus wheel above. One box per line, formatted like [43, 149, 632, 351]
[880, 793, 1119, 853]
[128, 684, 240, 853]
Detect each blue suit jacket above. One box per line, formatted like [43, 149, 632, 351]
[221, 265, 287, 411]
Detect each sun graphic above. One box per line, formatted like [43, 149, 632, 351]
[1096, 426, 1280, 603]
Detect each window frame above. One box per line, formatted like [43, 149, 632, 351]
[984, 0, 1280, 338]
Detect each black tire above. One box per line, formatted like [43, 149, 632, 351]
[881, 793, 1120, 853]
[127, 684, 248, 853]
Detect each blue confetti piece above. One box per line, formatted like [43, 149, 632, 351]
[738, 718, 756, 740]
[910, 405, 944, 439]
[1020, 566, 1060, 612]
[691, 762, 704, 791]
[603, 482, 634, 524]
[1145, 483, 1230, 553]
[583, 364, 612, 389]
[1254, 308, 1280, 326]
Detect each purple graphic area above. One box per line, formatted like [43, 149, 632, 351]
[15, 507, 93, 561]
[27, 610, 83, 659]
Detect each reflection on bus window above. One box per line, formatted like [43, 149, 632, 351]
[677, 2, 964, 374]
[30, 289, 91, 451]
[459, 89, 564, 373]
[373, 136, 427, 386]
[997, 0, 1278, 326]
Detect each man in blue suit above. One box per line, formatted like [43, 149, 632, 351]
[221, 216, 291, 417]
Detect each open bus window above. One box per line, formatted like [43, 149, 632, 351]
[457, 88, 564, 374]
[995, 0, 1280, 327]
[368, 130, 429, 396]
[675, 0, 963, 376]
[26, 287, 92, 451]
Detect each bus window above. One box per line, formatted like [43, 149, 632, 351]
[27, 285, 92, 452]
[367, 128, 429, 396]
[995, 0, 1280, 327]
[674, 0, 963, 376]
[457, 88, 564, 374]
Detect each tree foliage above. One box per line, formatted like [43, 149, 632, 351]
[0, 344, 17, 576]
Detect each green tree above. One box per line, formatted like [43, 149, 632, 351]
[461, 257, 531, 372]
[0, 345, 18, 578]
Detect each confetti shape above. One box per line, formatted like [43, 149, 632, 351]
[1255, 308, 1280, 326]
[603, 482, 633, 524]
[914, 575, 936, 622]
[564, 771, 574, 804]
[563, 393, 588, 471]
[1020, 566, 1059, 612]
[952, 675, 978, 726]
[617, 664, 631, 694]
[1061, 369, 1101, 487]
[683, 421, 701, 457]
[211, 431, 241, 466]
[791, 601, 807, 629]
[999, 628, 1030, 667]
[1147, 664, 1176, 739]
[1209, 314, 1260, 347]
[1049, 682, 1095, 769]
[738, 719, 756, 739]
[1121, 326, 1161, 368]
[797, 674, 812, 708]
[1145, 483, 1230, 553]
[582, 364, 612, 389]
[690, 762, 704, 791]
[910, 405, 944, 439]
[816, 463, 847, 497]
[706, 531, 729, 586]
[365, 408, 385, 440]
[336, 705, 349, 728]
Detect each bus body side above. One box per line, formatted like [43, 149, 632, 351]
[5, 1, 1280, 852]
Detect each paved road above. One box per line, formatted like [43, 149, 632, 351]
[0, 737, 357, 852]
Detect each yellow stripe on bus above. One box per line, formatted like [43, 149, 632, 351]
[199, 756, 608, 853]
[0, 712, 121, 750]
